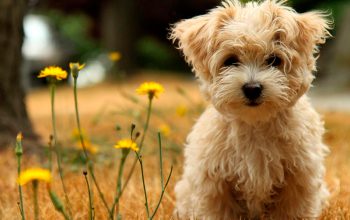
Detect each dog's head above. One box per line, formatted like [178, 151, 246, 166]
[170, 0, 331, 123]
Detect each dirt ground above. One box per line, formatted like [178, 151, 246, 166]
[0, 73, 349, 219]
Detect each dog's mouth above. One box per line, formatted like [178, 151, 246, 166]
[245, 101, 262, 107]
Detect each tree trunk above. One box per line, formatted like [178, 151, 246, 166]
[0, 0, 37, 148]
[100, 0, 139, 73]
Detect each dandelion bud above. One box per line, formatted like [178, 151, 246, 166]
[69, 62, 85, 78]
[115, 125, 121, 131]
[130, 123, 136, 138]
[16, 132, 23, 142]
[131, 123, 136, 130]
[135, 132, 141, 139]
[15, 132, 23, 156]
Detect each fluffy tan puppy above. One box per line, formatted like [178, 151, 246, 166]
[170, 0, 332, 219]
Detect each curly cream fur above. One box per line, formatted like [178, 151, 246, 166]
[170, 0, 332, 219]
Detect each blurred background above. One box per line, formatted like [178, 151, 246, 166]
[0, 0, 350, 146]
[15, 0, 350, 88]
[1, 1, 350, 218]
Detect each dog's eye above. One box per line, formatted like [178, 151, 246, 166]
[266, 55, 282, 67]
[223, 56, 240, 67]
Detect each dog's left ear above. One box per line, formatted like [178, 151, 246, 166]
[294, 11, 332, 99]
[296, 11, 332, 56]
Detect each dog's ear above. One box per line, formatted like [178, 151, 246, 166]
[297, 11, 332, 47]
[170, 1, 237, 80]
[288, 12, 332, 102]
[295, 11, 332, 69]
[170, 15, 214, 80]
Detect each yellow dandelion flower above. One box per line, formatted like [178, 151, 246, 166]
[114, 139, 139, 152]
[17, 168, 52, 186]
[108, 52, 121, 62]
[37, 66, 68, 80]
[69, 62, 85, 71]
[159, 124, 171, 137]
[136, 82, 164, 99]
[176, 105, 188, 117]
[76, 140, 99, 154]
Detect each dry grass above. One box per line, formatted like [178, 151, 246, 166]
[0, 73, 349, 219]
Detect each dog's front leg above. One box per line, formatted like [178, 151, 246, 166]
[269, 171, 329, 219]
[174, 167, 243, 220]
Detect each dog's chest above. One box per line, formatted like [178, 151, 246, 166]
[231, 127, 288, 185]
[207, 124, 295, 211]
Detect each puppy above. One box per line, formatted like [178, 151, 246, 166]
[170, 0, 332, 219]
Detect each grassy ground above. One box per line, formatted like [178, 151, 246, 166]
[0, 73, 349, 219]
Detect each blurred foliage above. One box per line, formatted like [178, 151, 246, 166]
[42, 10, 101, 60]
[136, 36, 185, 71]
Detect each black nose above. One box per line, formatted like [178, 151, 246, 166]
[242, 83, 263, 100]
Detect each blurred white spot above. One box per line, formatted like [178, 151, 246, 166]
[22, 15, 58, 61]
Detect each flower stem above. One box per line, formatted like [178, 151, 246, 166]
[150, 166, 173, 219]
[48, 135, 53, 173]
[120, 97, 153, 196]
[50, 83, 72, 218]
[88, 165, 114, 219]
[149, 133, 173, 219]
[83, 171, 94, 220]
[17, 155, 25, 220]
[73, 77, 89, 160]
[72, 77, 112, 219]
[158, 133, 164, 188]
[111, 150, 128, 219]
[32, 181, 39, 220]
[50, 83, 57, 146]
[139, 96, 153, 152]
[136, 153, 150, 218]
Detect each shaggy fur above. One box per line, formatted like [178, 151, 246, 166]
[170, 0, 332, 219]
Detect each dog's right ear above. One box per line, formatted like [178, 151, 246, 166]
[170, 15, 214, 80]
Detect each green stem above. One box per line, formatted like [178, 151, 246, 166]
[111, 151, 128, 219]
[139, 96, 153, 152]
[149, 133, 173, 220]
[50, 83, 57, 148]
[62, 211, 71, 220]
[88, 165, 114, 220]
[48, 135, 53, 172]
[120, 97, 153, 196]
[17, 156, 25, 220]
[150, 166, 173, 220]
[50, 83, 72, 218]
[84, 172, 94, 220]
[33, 181, 39, 220]
[157, 133, 164, 188]
[136, 153, 150, 218]
[73, 77, 90, 160]
[72, 77, 112, 219]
